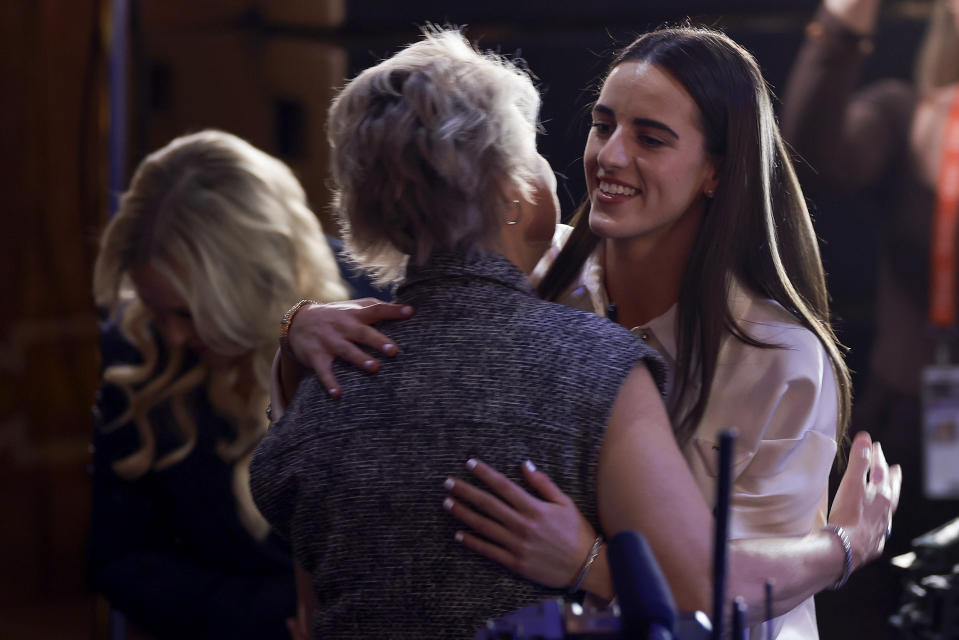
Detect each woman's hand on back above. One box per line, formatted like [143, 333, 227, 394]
[287, 299, 413, 396]
[443, 458, 598, 590]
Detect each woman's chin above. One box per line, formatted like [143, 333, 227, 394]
[588, 211, 617, 239]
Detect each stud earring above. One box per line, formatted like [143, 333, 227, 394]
[704, 189, 716, 199]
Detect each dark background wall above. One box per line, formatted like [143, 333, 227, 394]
[133, 0, 931, 223]
[0, 1, 932, 638]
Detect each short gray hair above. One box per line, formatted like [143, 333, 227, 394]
[328, 27, 542, 282]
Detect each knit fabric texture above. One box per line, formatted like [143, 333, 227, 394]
[251, 249, 666, 639]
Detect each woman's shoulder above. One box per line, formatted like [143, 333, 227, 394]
[526, 290, 629, 345]
[716, 285, 836, 424]
[523, 297, 668, 393]
[692, 285, 839, 456]
[728, 284, 827, 363]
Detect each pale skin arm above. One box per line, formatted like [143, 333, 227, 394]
[724, 433, 900, 617]
[447, 407, 900, 622]
[596, 365, 715, 611]
[823, 0, 881, 35]
[277, 298, 413, 401]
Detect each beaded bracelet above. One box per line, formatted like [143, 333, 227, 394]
[279, 299, 319, 356]
[823, 525, 853, 590]
[568, 536, 603, 594]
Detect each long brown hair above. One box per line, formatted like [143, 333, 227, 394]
[540, 27, 851, 450]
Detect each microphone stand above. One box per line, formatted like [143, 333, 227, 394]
[711, 429, 735, 640]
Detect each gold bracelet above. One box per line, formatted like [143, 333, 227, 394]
[279, 299, 318, 356]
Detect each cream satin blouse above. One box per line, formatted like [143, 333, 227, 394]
[535, 225, 838, 640]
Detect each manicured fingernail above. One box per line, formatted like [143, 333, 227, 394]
[454, 531, 464, 543]
[364, 359, 375, 369]
[328, 387, 339, 396]
[524, 460, 536, 472]
[444, 478, 454, 490]
[466, 458, 477, 470]
[443, 497, 454, 511]
[401, 306, 413, 315]
[383, 343, 395, 353]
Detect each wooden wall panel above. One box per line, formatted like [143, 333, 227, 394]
[257, 39, 346, 230]
[0, 0, 107, 628]
[142, 28, 346, 232]
[141, 0, 345, 29]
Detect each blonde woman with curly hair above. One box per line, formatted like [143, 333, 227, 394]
[89, 129, 347, 639]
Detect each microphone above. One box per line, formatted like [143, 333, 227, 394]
[608, 530, 677, 639]
[764, 579, 775, 640]
[731, 597, 747, 640]
[473, 598, 712, 640]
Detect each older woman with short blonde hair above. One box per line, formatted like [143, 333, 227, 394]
[327, 29, 546, 283]
[250, 28, 668, 638]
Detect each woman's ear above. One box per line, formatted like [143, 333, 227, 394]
[703, 158, 721, 198]
[495, 174, 522, 221]
[505, 199, 523, 225]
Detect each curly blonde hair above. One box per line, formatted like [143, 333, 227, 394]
[328, 27, 542, 283]
[93, 130, 348, 537]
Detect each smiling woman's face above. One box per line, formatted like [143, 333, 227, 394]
[584, 61, 718, 248]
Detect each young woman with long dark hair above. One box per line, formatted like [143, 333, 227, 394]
[277, 26, 900, 639]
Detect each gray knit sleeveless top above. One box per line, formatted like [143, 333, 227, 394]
[251, 250, 666, 639]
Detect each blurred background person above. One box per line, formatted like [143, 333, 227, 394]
[782, 0, 959, 637]
[89, 129, 348, 639]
